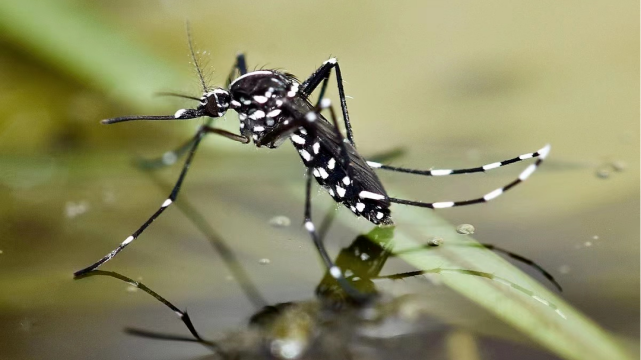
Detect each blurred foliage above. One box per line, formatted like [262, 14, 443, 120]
[0, 1, 637, 360]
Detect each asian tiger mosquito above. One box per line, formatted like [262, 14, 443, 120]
[74, 29, 550, 302]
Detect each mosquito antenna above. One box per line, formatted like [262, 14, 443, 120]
[155, 92, 202, 101]
[185, 20, 208, 92]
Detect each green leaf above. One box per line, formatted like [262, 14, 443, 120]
[0, 0, 185, 111]
[349, 197, 630, 360]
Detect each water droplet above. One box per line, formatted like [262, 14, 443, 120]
[558, 265, 571, 274]
[595, 168, 610, 179]
[611, 160, 626, 172]
[427, 237, 443, 246]
[456, 224, 475, 235]
[65, 201, 89, 218]
[269, 215, 291, 228]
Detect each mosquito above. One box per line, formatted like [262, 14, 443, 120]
[74, 28, 550, 302]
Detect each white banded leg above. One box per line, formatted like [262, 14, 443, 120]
[393, 242, 562, 291]
[74, 127, 249, 277]
[303, 168, 373, 304]
[300, 58, 355, 145]
[388, 145, 550, 209]
[377, 268, 565, 319]
[77, 270, 221, 350]
[367, 144, 550, 177]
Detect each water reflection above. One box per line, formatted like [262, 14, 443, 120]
[76, 213, 565, 359]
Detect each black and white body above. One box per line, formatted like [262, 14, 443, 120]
[228, 69, 392, 225]
[74, 33, 550, 302]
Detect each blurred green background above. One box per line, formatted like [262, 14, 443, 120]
[0, 1, 638, 359]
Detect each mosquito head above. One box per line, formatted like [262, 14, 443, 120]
[198, 88, 231, 118]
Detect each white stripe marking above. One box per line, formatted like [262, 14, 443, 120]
[539, 144, 551, 159]
[336, 185, 346, 197]
[299, 149, 312, 161]
[161, 199, 173, 208]
[327, 158, 336, 169]
[367, 161, 382, 168]
[483, 188, 503, 201]
[253, 126, 265, 132]
[330, 266, 342, 279]
[519, 164, 537, 181]
[483, 162, 502, 170]
[320, 98, 331, 109]
[376, 212, 384, 219]
[253, 95, 268, 103]
[519, 153, 533, 160]
[431, 169, 453, 176]
[312, 169, 320, 177]
[122, 236, 134, 245]
[359, 191, 385, 200]
[229, 70, 272, 86]
[249, 110, 265, 119]
[342, 176, 351, 185]
[318, 168, 329, 179]
[266, 109, 281, 117]
[174, 109, 187, 118]
[433, 202, 455, 209]
[312, 142, 320, 154]
[356, 202, 366, 212]
[304, 221, 315, 232]
[291, 134, 306, 145]
[305, 112, 317, 122]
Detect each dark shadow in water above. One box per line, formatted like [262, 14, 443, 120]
[73, 147, 565, 359]
[75, 221, 565, 359]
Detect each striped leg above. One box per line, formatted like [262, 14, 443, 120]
[76, 271, 221, 351]
[393, 242, 561, 291]
[388, 145, 550, 209]
[303, 168, 373, 304]
[366, 145, 549, 177]
[376, 268, 565, 319]
[300, 58, 355, 145]
[225, 53, 248, 87]
[73, 127, 249, 277]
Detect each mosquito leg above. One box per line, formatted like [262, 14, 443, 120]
[75, 270, 223, 352]
[226, 53, 248, 87]
[388, 145, 550, 209]
[302, 168, 372, 304]
[376, 268, 565, 319]
[301, 58, 354, 145]
[74, 127, 249, 276]
[366, 145, 549, 177]
[392, 241, 561, 291]
[143, 170, 268, 309]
